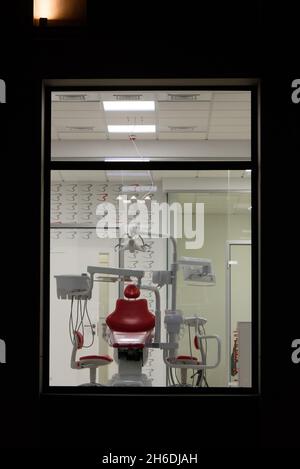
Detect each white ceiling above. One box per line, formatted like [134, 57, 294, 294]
[51, 90, 251, 142]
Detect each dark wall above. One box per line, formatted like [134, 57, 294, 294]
[0, 0, 299, 451]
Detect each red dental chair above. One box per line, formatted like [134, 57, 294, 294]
[106, 284, 156, 350]
[105, 284, 156, 385]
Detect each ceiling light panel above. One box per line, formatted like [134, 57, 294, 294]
[121, 186, 157, 193]
[103, 101, 155, 111]
[106, 115, 155, 125]
[107, 125, 156, 133]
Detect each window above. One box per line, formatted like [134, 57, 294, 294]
[43, 81, 259, 394]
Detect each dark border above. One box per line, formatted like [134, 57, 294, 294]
[41, 81, 260, 396]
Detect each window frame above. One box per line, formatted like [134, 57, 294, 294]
[41, 79, 260, 396]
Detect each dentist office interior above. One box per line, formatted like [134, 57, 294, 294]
[48, 89, 254, 389]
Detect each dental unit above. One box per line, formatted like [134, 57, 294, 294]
[55, 233, 221, 387]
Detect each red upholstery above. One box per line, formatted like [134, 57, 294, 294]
[106, 297, 155, 333]
[75, 331, 84, 349]
[124, 284, 140, 299]
[167, 355, 200, 366]
[176, 355, 198, 361]
[79, 355, 113, 362]
[194, 336, 200, 350]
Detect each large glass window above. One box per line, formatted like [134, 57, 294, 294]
[45, 85, 257, 392]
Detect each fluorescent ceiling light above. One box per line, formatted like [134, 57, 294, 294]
[122, 185, 157, 193]
[104, 158, 150, 162]
[107, 125, 156, 133]
[103, 101, 155, 111]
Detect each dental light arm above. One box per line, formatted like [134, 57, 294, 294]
[87, 266, 145, 293]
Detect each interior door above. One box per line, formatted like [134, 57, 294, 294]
[227, 241, 251, 384]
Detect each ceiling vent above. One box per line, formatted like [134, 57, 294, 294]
[65, 126, 95, 132]
[58, 94, 87, 102]
[114, 94, 143, 101]
[168, 94, 200, 102]
[168, 126, 198, 132]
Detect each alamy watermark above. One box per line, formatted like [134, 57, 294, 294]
[0, 79, 6, 103]
[291, 79, 300, 104]
[0, 338, 6, 363]
[95, 199, 204, 250]
[291, 339, 300, 364]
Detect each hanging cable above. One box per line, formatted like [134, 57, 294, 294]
[83, 299, 95, 348]
[68, 296, 94, 348]
[69, 296, 75, 344]
[130, 137, 154, 200]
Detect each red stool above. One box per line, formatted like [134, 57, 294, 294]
[71, 331, 113, 386]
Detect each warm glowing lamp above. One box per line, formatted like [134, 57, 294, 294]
[34, 0, 87, 26]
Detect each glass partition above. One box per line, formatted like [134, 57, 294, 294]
[49, 169, 252, 388]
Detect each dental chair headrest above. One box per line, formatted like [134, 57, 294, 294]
[124, 284, 140, 299]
